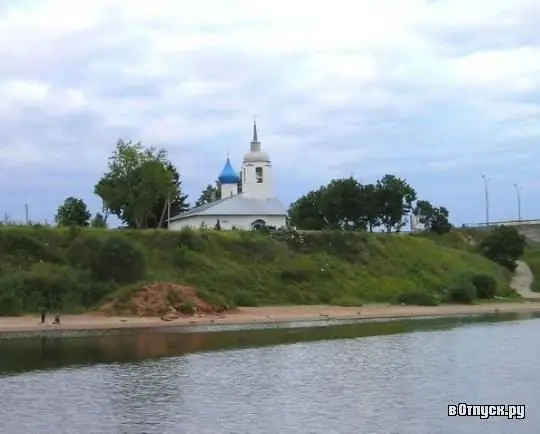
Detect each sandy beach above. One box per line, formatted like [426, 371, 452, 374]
[1, 301, 540, 334]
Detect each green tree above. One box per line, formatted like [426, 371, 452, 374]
[362, 183, 383, 232]
[318, 177, 367, 230]
[148, 162, 189, 228]
[195, 182, 221, 208]
[90, 213, 107, 229]
[54, 197, 91, 227]
[288, 187, 327, 230]
[413, 200, 452, 234]
[94, 140, 181, 229]
[376, 174, 417, 232]
[480, 225, 526, 271]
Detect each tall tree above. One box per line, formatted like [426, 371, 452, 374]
[94, 140, 180, 229]
[55, 197, 91, 227]
[195, 182, 221, 208]
[362, 183, 383, 232]
[376, 174, 417, 232]
[147, 162, 189, 228]
[413, 200, 452, 234]
[318, 177, 367, 230]
[288, 186, 328, 230]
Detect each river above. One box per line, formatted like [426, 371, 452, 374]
[0, 313, 538, 433]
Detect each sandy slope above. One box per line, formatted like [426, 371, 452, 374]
[510, 260, 540, 299]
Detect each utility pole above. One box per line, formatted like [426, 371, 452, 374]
[481, 174, 490, 226]
[24, 204, 29, 225]
[514, 183, 522, 223]
[167, 196, 171, 229]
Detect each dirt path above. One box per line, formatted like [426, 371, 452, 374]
[511, 260, 540, 299]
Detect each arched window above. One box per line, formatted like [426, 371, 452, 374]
[255, 167, 263, 183]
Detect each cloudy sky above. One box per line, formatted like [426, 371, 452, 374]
[0, 0, 539, 227]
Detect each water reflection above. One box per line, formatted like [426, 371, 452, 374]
[0, 312, 538, 376]
[0, 313, 539, 433]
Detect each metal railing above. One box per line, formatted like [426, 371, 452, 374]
[463, 219, 540, 228]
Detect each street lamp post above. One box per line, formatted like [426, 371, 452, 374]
[514, 183, 522, 223]
[481, 175, 490, 226]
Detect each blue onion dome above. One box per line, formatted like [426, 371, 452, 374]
[218, 157, 240, 184]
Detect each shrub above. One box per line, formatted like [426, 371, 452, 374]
[480, 226, 526, 271]
[178, 301, 196, 315]
[280, 269, 313, 282]
[175, 228, 205, 252]
[0, 230, 63, 264]
[396, 291, 440, 306]
[67, 236, 103, 269]
[471, 274, 497, 299]
[91, 236, 147, 284]
[447, 279, 477, 304]
[0, 263, 83, 313]
[0, 282, 25, 316]
[330, 295, 364, 307]
[172, 245, 195, 268]
[199, 290, 234, 311]
[231, 290, 259, 307]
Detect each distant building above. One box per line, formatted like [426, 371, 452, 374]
[167, 122, 288, 231]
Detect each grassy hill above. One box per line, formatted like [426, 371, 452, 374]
[0, 226, 514, 316]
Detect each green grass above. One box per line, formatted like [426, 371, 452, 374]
[0, 226, 513, 316]
[524, 247, 540, 292]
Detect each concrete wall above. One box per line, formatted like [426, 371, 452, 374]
[169, 214, 286, 231]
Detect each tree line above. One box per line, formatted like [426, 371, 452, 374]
[288, 176, 451, 233]
[54, 140, 451, 234]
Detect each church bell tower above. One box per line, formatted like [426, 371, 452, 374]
[241, 121, 273, 198]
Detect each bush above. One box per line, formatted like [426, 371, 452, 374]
[91, 236, 147, 284]
[330, 295, 364, 307]
[231, 290, 259, 307]
[0, 285, 24, 316]
[396, 291, 440, 306]
[178, 301, 196, 315]
[471, 274, 497, 299]
[447, 279, 477, 304]
[0, 231, 63, 264]
[480, 226, 526, 271]
[0, 263, 82, 314]
[175, 228, 205, 252]
[199, 290, 234, 311]
[67, 236, 103, 269]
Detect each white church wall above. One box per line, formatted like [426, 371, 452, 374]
[168, 214, 286, 231]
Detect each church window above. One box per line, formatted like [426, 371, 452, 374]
[256, 167, 263, 183]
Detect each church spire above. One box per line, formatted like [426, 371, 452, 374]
[250, 119, 261, 152]
[252, 119, 258, 143]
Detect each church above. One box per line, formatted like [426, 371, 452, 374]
[167, 122, 288, 231]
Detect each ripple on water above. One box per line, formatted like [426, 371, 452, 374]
[0, 318, 539, 434]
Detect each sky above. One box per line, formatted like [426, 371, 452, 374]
[0, 0, 539, 227]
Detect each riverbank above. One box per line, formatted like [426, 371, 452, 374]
[1, 302, 540, 333]
[0, 227, 511, 316]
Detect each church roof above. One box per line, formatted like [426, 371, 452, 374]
[217, 157, 240, 184]
[168, 193, 287, 221]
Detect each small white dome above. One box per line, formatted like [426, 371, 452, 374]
[243, 151, 270, 163]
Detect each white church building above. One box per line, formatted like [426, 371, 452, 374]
[167, 122, 288, 231]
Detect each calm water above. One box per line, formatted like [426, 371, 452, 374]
[1, 313, 539, 434]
